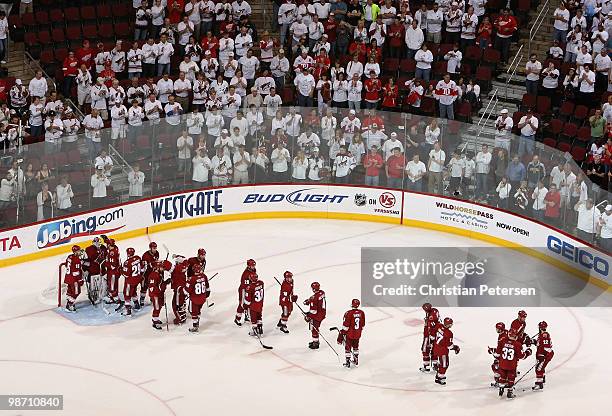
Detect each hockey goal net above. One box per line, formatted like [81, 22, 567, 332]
[41, 261, 108, 308]
[39, 262, 67, 307]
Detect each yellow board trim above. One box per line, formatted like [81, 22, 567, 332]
[1, 212, 609, 293]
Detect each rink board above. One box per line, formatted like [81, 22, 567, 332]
[0, 184, 609, 288]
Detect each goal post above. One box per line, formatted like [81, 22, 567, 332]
[58, 262, 66, 307]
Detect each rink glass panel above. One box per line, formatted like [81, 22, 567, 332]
[2, 107, 609, 254]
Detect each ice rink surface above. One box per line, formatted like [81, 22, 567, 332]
[0, 219, 610, 416]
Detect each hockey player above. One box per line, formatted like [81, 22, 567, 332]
[64, 245, 84, 312]
[511, 310, 531, 345]
[244, 273, 264, 336]
[170, 255, 190, 325]
[121, 247, 142, 317]
[103, 238, 121, 304]
[185, 263, 210, 333]
[235, 259, 257, 326]
[432, 317, 460, 385]
[148, 261, 170, 330]
[420, 303, 438, 372]
[187, 248, 207, 276]
[304, 281, 326, 350]
[337, 299, 366, 368]
[495, 328, 532, 399]
[83, 237, 107, 303]
[140, 241, 159, 307]
[533, 321, 554, 391]
[489, 322, 508, 387]
[277, 270, 297, 334]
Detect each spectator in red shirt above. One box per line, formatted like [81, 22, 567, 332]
[544, 184, 561, 227]
[366, 39, 382, 63]
[99, 62, 115, 88]
[387, 16, 405, 59]
[494, 9, 518, 64]
[381, 77, 398, 111]
[0, 78, 8, 103]
[477, 16, 493, 49]
[62, 51, 80, 98]
[386, 147, 406, 188]
[363, 145, 383, 186]
[76, 40, 95, 71]
[324, 14, 338, 45]
[201, 31, 219, 58]
[168, 0, 184, 25]
[363, 71, 381, 109]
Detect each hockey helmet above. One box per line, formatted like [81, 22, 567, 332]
[92, 237, 101, 247]
[495, 322, 505, 333]
[422, 302, 432, 312]
[284, 270, 293, 280]
[311, 281, 320, 292]
[72, 245, 81, 254]
[198, 248, 206, 257]
[127, 247, 135, 257]
[251, 273, 259, 282]
[443, 317, 453, 327]
[538, 321, 548, 331]
[149, 241, 158, 250]
[430, 307, 439, 319]
[352, 299, 360, 308]
[518, 310, 527, 319]
[247, 258, 256, 268]
[109, 239, 116, 246]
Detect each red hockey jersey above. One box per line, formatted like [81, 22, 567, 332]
[245, 280, 264, 313]
[186, 272, 210, 304]
[342, 308, 366, 340]
[64, 254, 83, 284]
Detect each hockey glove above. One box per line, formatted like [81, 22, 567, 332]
[337, 333, 344, 345]
[523, 348, 532, 359]
[291, 295, 298, 302]
[453, 345, 460, 354]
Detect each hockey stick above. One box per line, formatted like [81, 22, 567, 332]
[252, 330, 273, 349]
[206, 272, 218, 308]
[514, 362, 537, 386]
[274, 277, 340, 361]
[330, 326, 355, 365]
[164, 291, 169, 331]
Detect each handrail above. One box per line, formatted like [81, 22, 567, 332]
[23, 51, 85, 120]
[506, 44, 524, 75]
[476, 88, 498, 132]
[505, 54, 524, 101]
[108, 144, 133, 176]
[528, 0, 551, 58]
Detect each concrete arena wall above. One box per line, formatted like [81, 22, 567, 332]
[0, 184, 609, 289]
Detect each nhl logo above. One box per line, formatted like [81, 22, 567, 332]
[354, 194, 367, 207]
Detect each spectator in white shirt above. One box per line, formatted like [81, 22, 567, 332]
[415, 44, 434, 82]
[525, 54, 542, 96]
[110, 101, 128, 142]
[517, 109, 538, 158]
[177, 130, 194, 173]
[54, 175, 74, 213]
[192, 147, 212, 186]
[405, 20, 424, 59]
[165, 95, 183, 126]
[271, 140, 291, 181]
[427, 141, 446, 194]
[28, 71, 48, 100]
[540, 61, 560, 99]
[294, 67, 316, 107]
[156, 34, 175, 76]
[598, 205, 612, 251]
[531, 181, 548, 221]
[44, 112, 64, 154]
[91, 167, 111, 207]
[496, 176, 512, 209]
[128, 163, 146, 198]
[475, 144, 492, 200]
[575, 199, 600, 242]
[553, 3, 570, 43]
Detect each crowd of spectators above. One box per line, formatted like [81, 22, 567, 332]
[0, 0, 610, 249]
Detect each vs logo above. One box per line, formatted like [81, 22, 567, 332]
[379, 192, 396, 208]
